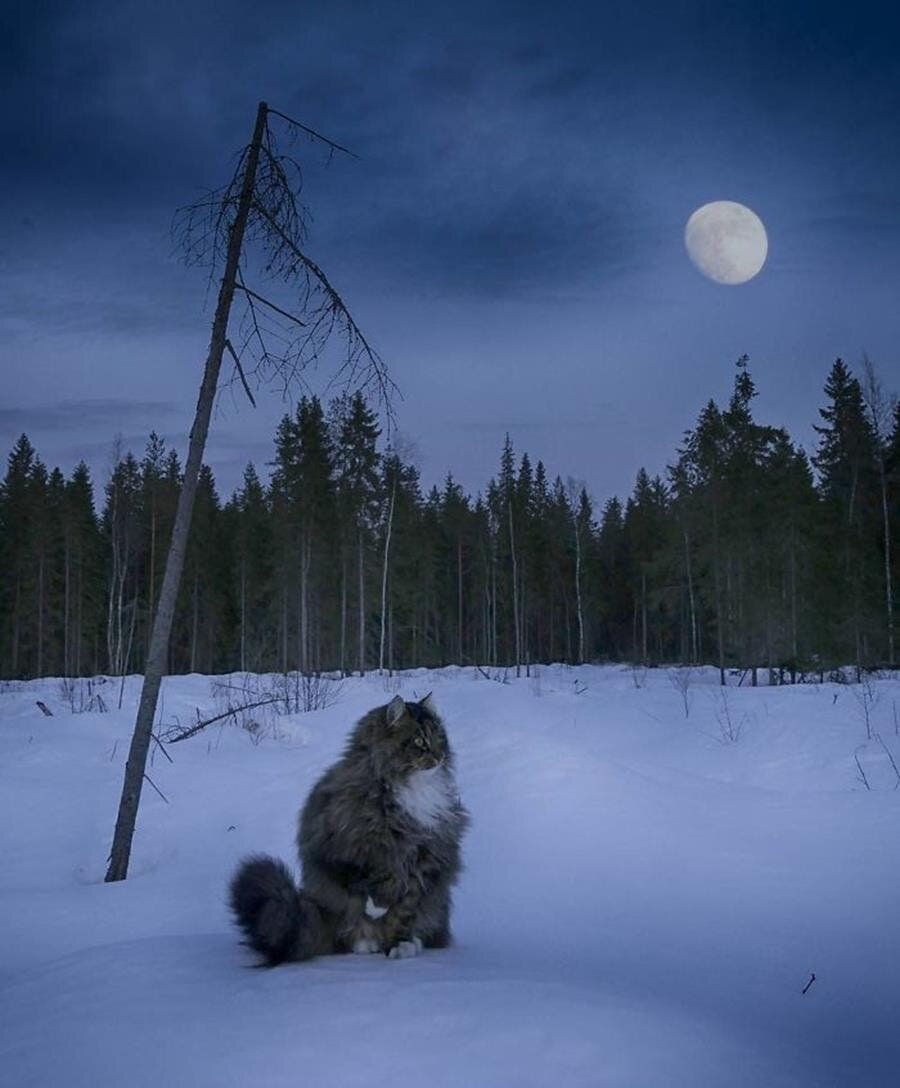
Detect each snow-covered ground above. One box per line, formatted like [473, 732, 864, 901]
[2, 665, 899, 1087]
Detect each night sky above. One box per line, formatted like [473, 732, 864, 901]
[3, 0, 899, 504]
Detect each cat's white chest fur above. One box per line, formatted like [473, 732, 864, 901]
[396, 766, 456, 829]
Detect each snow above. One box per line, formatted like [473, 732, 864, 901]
[1, 665, 899, 1087]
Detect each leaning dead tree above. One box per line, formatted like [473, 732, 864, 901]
[105, 101, 395, 882]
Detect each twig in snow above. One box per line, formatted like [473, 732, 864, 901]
[36, 700, 53, 717]
[802, 973, 816, 995]
[151, 732, 174, 764]
[164, 697, 280, 743]
[854, 746, 871, 791]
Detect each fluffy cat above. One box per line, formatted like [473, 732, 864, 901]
[229, 693, 469, 964]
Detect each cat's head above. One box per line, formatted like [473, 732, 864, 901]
[382, 693, 450, 772]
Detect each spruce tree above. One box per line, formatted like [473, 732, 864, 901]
[812, 359, 880, 667]
[0, 436, 37, 677]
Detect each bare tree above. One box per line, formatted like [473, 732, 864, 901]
[105, 102, 394, 882]
[378, 456, 398, 675]
[566, 478, 589, 665]
[861, 356, 895, 667]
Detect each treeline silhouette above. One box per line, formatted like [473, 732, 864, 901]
[1, 357, 897, 682]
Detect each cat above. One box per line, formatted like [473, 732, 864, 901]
[229, 693, 469, 964]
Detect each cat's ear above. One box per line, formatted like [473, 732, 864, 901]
[420, 692, 436, 715]
[386, 695, 406, 728]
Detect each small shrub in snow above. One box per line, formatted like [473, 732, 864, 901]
[59, 677, 108, 714]
[850, 674, 880, 740]
[667, 667, 694, 718]
[628, 664, 647, 690]
[276, 671, 345, 714]
[711, 688, 751, 744]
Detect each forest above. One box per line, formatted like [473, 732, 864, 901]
[1, 356, 897, 683]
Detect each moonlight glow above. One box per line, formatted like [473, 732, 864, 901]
[684, 201, 768, 285]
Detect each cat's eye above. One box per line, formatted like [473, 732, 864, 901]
[414, 736, 426, 748]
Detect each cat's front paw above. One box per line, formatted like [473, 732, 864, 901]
[387, 937, 423, 960]
[352, 937, 381, 955]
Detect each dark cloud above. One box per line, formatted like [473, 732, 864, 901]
[0, 399, 180, 434]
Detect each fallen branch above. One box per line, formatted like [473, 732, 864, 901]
[151, 732, 174, 764]
[36, 700, 53, 717]
[854, 746, 871, 791]
[801, 972, 816, 995]
[165, 697, 279, 744]
[476, 666, 508, 684]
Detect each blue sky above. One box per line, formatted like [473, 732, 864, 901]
[2, 0, 898, 503]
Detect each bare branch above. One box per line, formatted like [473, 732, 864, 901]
[248, 197, 398, 411]
[235, 283, 307, 327]
[266, 107, 359, 158]
[165, 697, 280, 744]
[224, 339, 257, 408]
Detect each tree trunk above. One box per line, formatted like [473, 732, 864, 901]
[339, 557, 347, 676]
[36, 552, 44, 678]
[574, 518, 585, 665]
[508, 500, 520, 676]
[299, 534, 310, 673]
[105, 101, 268, 883]
[684, 526, 698, 664]
[379, 479, 395, 674]
[190, 574, 199, 673]
[877, 457, 895, 666]
[641, 568, 647, 666]
[457, 537, 464, 666]
[358, 528, 366, 676]
[712, 504, 725, 685]
[239, 560, 246, 673]
[63, 538, 71, 677]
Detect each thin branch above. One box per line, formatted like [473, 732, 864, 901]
[150, 731, 174, 764]
[165, 697, 280, 744]
[267, 107, 359, 158]
[225, 339, 257, 408]
[250, 199, 397, 412]
[235, 284, 307, 327]
[854, 745, 871, 791]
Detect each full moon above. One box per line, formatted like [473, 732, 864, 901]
[684, 201, 768, 285]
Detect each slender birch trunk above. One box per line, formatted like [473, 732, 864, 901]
[574, 514, 585, 665]
[508, 500, 520, 676]
[237, 560, 245, 672]
[358, 528, 366, 676]
[378, 478, 396, 674]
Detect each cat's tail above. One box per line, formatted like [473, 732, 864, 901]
[229, 854, 328, 965]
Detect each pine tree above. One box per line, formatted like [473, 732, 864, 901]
[103, 451, 142, 677]
[331, 392, 381, 675]
[65, 462, 103, 676]
[0, 436, 37, 676]
[230, 463, 273, 671]
[596, 496, 629, 659]
[812, 359, 881, 668]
